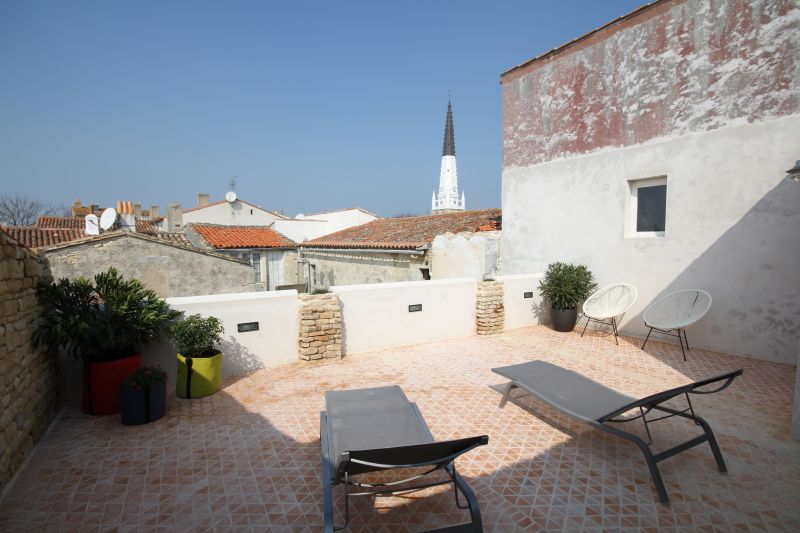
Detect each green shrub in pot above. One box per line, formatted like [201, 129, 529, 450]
[169, 314, 224, 399]
[538, 262, 597, 332]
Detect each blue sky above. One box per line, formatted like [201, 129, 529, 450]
[0, 0, 646, 218]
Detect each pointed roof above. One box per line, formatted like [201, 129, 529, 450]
[442, 100, 456, 157]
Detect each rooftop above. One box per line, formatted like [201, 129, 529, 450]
[0, 226, 85, 249]
[305, 208, 501, 250]
[1, 326, 796, 531]
[190, 223, 297, 249]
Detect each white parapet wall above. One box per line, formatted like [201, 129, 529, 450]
[143, 290, 300, 380]
[499, 273, 547, 330]
[332, 278, 477, 355]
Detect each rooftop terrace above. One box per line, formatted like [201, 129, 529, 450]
[1, 325, 797, 532]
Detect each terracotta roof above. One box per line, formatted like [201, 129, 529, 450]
[190, 224, 297, 249]
[182, 199, 288, 219]
[37, 215, 158, 234]
[304, 208, 501, 250]
[0, 226, 85, 250]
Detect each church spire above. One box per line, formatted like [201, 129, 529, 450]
[442, 100, 455, 157]
[432, 98, 465, 213]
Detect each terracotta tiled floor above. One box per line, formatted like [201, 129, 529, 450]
[1, 326, 798, 532]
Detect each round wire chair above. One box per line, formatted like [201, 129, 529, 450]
[641, 289, 712, 360]
[580, 283, 638, 344]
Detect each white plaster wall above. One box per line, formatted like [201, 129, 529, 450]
[500, 273, 547, 330]
[304, 209, 378, 235]
[182, 201, 283, 226]
[332, 278, 477, 355]
[430, 231, 501, 280]
[271, 219, 329, 242]
[502, 115, 800, 364]
[143, 290, 300, 380]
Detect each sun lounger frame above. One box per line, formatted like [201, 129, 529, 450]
[493, 361, 742, 503]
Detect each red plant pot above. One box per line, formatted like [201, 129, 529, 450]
[82, 355, 143, 415]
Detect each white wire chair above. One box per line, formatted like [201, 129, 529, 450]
[579, 283, 638, 345]
[641, 289, 712, 360]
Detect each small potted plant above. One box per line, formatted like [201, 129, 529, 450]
[169, 314, 224, 399]
[35, 268, 179, 415]
[538, 262, 597, 332]
[120, 366, 168, 425]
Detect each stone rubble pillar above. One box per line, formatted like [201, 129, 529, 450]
[476, 280, 504, 335]
[298, 293, 342, 361]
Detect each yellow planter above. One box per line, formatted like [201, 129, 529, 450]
[176, 352, 222, 399]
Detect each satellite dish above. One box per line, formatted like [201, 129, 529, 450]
[225, 191, 237, 203]
[99, 208, 117, 230]
[295, 213, 305, 220]
[85, 214, 99, 236]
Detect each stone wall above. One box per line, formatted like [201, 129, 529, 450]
[0, 232, 58, 495]
[298, 293, 342, 361]
[476, 280, 504, 335]
[45, 233, 256, 298]
[302, 249, 428, 290]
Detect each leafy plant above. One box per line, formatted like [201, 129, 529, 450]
[311, 288, 330, 295]
[168, 314, 224, 357]
[122, 366, 168, 390]
[538, 262, 597, 311]
[34, 268, 179, 362]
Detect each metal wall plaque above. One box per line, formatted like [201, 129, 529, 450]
[237, 322, 259, 332]
[408, 304, 423, 313]
[523, 292, 533, 299]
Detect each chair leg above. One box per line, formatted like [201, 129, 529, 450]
[683, 329, 690, 351]
[580, 313, 589, 337]
[641, 327, 653, 350]
[611, 318, 619, 345]
[677, 329, 687, 361]
[499, 383, 518, 408]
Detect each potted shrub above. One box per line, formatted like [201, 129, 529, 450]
[34, 268, 179, 415]
[169, 314, 224, 399]
[538, 262, 597, 332]
[120, 366, 168, 425]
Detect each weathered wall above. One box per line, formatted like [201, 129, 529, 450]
[502, 0, 800, 168]
[503, 115, 800, 363]
[0, 233, 57, 496]
[182, 200, 283, 226]
[430, 231, 502, 280]
[476, 280, 504, 335]
[332, 279, 477, 355]
[302, 249, 428, 290]
[44, 235, 256, 297]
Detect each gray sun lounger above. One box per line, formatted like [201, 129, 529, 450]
[321, 385, 489, 532]
[492, 360, 742, 503]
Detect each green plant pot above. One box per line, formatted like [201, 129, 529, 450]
[176, 351, 222, 399]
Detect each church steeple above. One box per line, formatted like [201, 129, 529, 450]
[432, 98, 465, 213]
[442, 100, 456, 157]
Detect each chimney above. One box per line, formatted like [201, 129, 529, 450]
[150, 205, 160, 218]
[167, 203, 183, 231]
[119, 201, 136, 231]
[197, 193, 210, 207]
[133, 202, 142, 217]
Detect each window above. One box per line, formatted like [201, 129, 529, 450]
[627, 177, 667, 237]
[419, 268, 431, 280]
[252, 252, 261, 283]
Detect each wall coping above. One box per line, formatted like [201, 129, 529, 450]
[167, 289, 299, 305]
[331, 277, 477, 293]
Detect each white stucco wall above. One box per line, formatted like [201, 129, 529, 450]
[271, 219, 329, 242]
[500, 273, 547, 330]
[305, 208, 378, 235]
[430, 231, 501, 280]
[503, 115, 800, 364]
[332, 278, 477, 355]
[182, 200, 284, 226]
[144, 290, 300, 379]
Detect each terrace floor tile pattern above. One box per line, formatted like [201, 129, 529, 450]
[1, 325, 798, 532]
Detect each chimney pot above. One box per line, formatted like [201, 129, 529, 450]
[197, 193, 210, 207]
[150, 205, 160, 218]
[133, 202, 142, 217]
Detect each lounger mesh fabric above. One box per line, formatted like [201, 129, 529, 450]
[493, 360, 742, 504]
[321, 385, 488, 532]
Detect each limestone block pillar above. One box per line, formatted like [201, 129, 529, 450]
[298, 293, 342, 361]
[476, 280, 504, 335]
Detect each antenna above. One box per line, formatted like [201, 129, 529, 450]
[99, 208, 118, 231]
[229, 176, 237, 191]
[85, 214, 99, 236]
